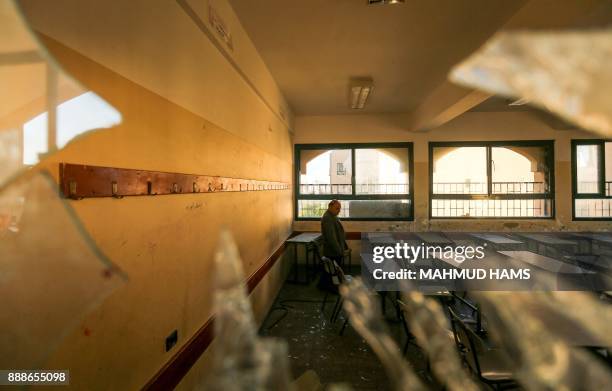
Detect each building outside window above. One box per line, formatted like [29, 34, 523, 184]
[430, 141, 554, 218]
[572, 139, 612, 220]
[295, 143, 413, 220]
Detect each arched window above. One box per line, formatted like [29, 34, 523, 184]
[296, 143, 413, 220]
[430, 141, 554, 218]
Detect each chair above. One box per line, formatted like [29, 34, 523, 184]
[451, 292, 485, 335]
[397, 299, 464, 386]
[448, 306, 517, 390]
[305, 239, 323, 280]
[320, 257, 352, 324]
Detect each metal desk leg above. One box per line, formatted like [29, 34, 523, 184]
[348, 250, 352, 274]
[294, 243, 299, 282]
[305, 245, 311, 282]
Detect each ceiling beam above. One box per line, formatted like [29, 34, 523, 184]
[408, 82, 490, 132]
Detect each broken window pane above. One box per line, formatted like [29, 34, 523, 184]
[0, 0, 121, 183]
[450, 29, 612, 137]
[0, 1, 126, 369]
[0, 172, 126, 369]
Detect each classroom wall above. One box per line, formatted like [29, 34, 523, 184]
[16, 0, 294, 389]
[293, 111, 611, 233]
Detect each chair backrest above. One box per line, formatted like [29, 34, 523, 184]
[333, 260, 347, 283]
[321, 257, 346, 286]
[321, 256, 334, 274]
[451, 293, 483, 334]
[448, 305, 483, 376]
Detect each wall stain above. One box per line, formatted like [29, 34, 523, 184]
[186, 202, 203, 210]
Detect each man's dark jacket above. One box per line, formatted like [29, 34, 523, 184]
[321, 210, 348, 258]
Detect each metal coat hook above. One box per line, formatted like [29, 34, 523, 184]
[69, 181, 77, 197]
[111, 181, 123, 199]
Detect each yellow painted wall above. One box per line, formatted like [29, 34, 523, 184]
[294, 112, 611, 232]
[14, 0, 295, 389]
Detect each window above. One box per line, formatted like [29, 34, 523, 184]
[430, 141, 554, 218]
[295, 143, 413, 220]
[572, 139, 612, 220]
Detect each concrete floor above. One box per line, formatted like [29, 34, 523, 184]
[259, 267, 433, 390]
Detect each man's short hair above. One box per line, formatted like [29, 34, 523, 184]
[328, 200, 340, 208]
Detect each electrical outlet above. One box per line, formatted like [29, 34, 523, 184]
[165, 329, 178, 352]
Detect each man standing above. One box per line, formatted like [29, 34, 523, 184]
[321, 200, 348, 266]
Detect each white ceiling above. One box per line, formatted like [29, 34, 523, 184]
[229, 0, 526, 115]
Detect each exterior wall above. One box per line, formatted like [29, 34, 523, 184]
[16, 1, 294, 389]
[293, 112, 611, 232]
[329, 150, 352, 186]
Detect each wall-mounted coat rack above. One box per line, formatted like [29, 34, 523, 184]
[59, 163, 290, 200]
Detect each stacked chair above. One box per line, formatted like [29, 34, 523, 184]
[447, 306, 517, 390]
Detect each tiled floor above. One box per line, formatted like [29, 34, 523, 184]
[259, 268, 432, 390]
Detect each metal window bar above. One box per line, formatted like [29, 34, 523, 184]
[355, 183, 409, 194]
[576, 181, 612, 195]
[431, 199, 550, 218]
[491, 181, 546, 193]
[575, 199, 612, 218]
[432, 182, 487, 194]
[299, 183, 409, 195]
[299, 184, 353, 195]
[433, 182, 546, 194]
[297, 200, 350, 218]
[577, 181, 600, 194]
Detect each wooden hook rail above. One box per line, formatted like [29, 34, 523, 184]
[59, 163, 290, 199]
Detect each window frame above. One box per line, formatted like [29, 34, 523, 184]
[571, 139, 612, 221]
[428, 140, 555, 220]
[294, 142, 414, 221]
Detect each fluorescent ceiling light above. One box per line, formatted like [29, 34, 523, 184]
[368, 0, 405, 5]
[349, 78, 374, 109]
